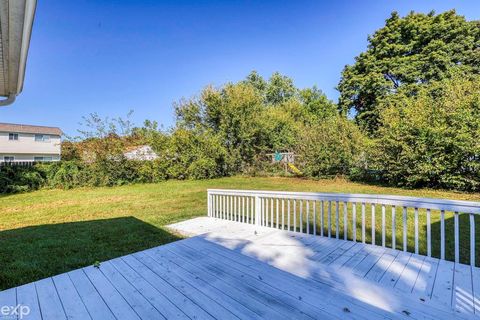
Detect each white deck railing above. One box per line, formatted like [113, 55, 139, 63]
[207, 189, 480, 267]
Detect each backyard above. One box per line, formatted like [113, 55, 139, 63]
[1, 176, 479, 290]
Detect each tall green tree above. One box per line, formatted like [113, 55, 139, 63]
[374, 74, 480, 191]
[175, 71, 336, 170]
[338, 10, 480, 132]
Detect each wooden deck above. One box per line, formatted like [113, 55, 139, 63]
[1, 217, 478, 319]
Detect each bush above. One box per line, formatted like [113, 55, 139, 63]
[187, 158, 218, 179]
[0, 165, 46, 193]
[40, 161, 83, 189]
[296, 116, 366, 178]
[161, 128, 230, 180]
[374, 75, 480, 191]
[136, 159, 168, 183]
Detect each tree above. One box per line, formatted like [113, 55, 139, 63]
[296, 116, 366, 178]
[174, 71, 337, 170]
[265, 72, 297, 105]
[374, 74, 480, 191]
[338, 10, 480, 133]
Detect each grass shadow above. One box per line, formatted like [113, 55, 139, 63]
[0, 217, 182, 290]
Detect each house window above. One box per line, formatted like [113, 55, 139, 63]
[4, 156, 14, 162]
[8, 133, 18, 140]
[34, 156, 53, 162]
[35, 134, 50, 142]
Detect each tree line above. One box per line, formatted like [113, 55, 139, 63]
[1, 10, 479, 193]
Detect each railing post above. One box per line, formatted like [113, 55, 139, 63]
[207, 191, 211, 217]
[255, 195, 261, 227]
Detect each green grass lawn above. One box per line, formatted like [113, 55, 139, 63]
[1, 176, 479, 290]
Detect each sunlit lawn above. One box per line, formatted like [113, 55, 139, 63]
[1, 176, 479, 289]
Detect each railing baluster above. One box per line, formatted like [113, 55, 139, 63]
[262, 198, 266, 226]
[265, 198, 269, 226]
[234, 196, 237, 221]
[440, 210, 445, 260]
[300, 200, 303, 233]
[265, 198, 268, 226]
[403, 207, 407, 252]
[328, 201, 332, 238]
[344, 202, 348, 240]
[391, 206, 396, 250]
[470, 213, 475, 267]
[414, 207, 419, 254]
[255, 196, 260, 226]
[211, 194, 214, 218]
[320, 200, 324, 237]
[282, 199, 285, 230]
[371, 204, 375, 245]
[236, 196, 239, 221]
[426, 209, 431, 257]
[381, 205, 386, 247]
[454, 212, 459, 263]
[220, 195, 224, 220]
[232, 196, 239, 221]
[361, 202, 366, 243]
[276, 199, 279, 229]
[305, 200, 310, 234]
[212, 195, 217, 218]
[242, 197, 245, 223]
[313, 201, 317, 236]
[287, 200, 290, 231]
[270, 198, 274, 227]
[222, 195, 225, 220]
[266, 198, 269, 227]
[352, 203, 357, 242]
[227, 195, 230, 220]
[294, 200, 297, 231]
[244, 197, 248, 223]
[335, 201, 339, 239]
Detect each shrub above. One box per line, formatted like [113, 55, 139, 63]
[296, 116, 366, 178]
[187, 158, 218, 179]
[0, 165, 45, 193]
[374, 75, 480, 191]
[40, 161, 83, 189]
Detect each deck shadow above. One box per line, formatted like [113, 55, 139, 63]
[0, 217, 182, 290]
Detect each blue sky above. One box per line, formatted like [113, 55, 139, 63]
[1, 0, 479, 136]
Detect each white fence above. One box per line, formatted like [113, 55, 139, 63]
[207, 189, 480, 267]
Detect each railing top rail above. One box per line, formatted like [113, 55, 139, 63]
[207, 188, 480, 214]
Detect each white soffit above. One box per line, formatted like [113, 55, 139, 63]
[0, 0, 37, 106]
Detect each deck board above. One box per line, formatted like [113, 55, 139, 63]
[52, 273, 91, 320]
[67, 269, 116, 320]
[2, 217, 478, 319]
[17, 283, 42, 320]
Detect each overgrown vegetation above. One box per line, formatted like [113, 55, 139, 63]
[1, 9, 479, 193]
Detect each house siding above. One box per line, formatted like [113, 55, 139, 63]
[0, 131, 61, 161]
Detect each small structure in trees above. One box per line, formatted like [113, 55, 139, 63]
[266, 151, 301, 174]
[267, 151, 296, 164]
[124, 145, 158, 161]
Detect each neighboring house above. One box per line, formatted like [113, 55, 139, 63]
[0, 122, 62, 163]
[124, 145, 158, 161]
